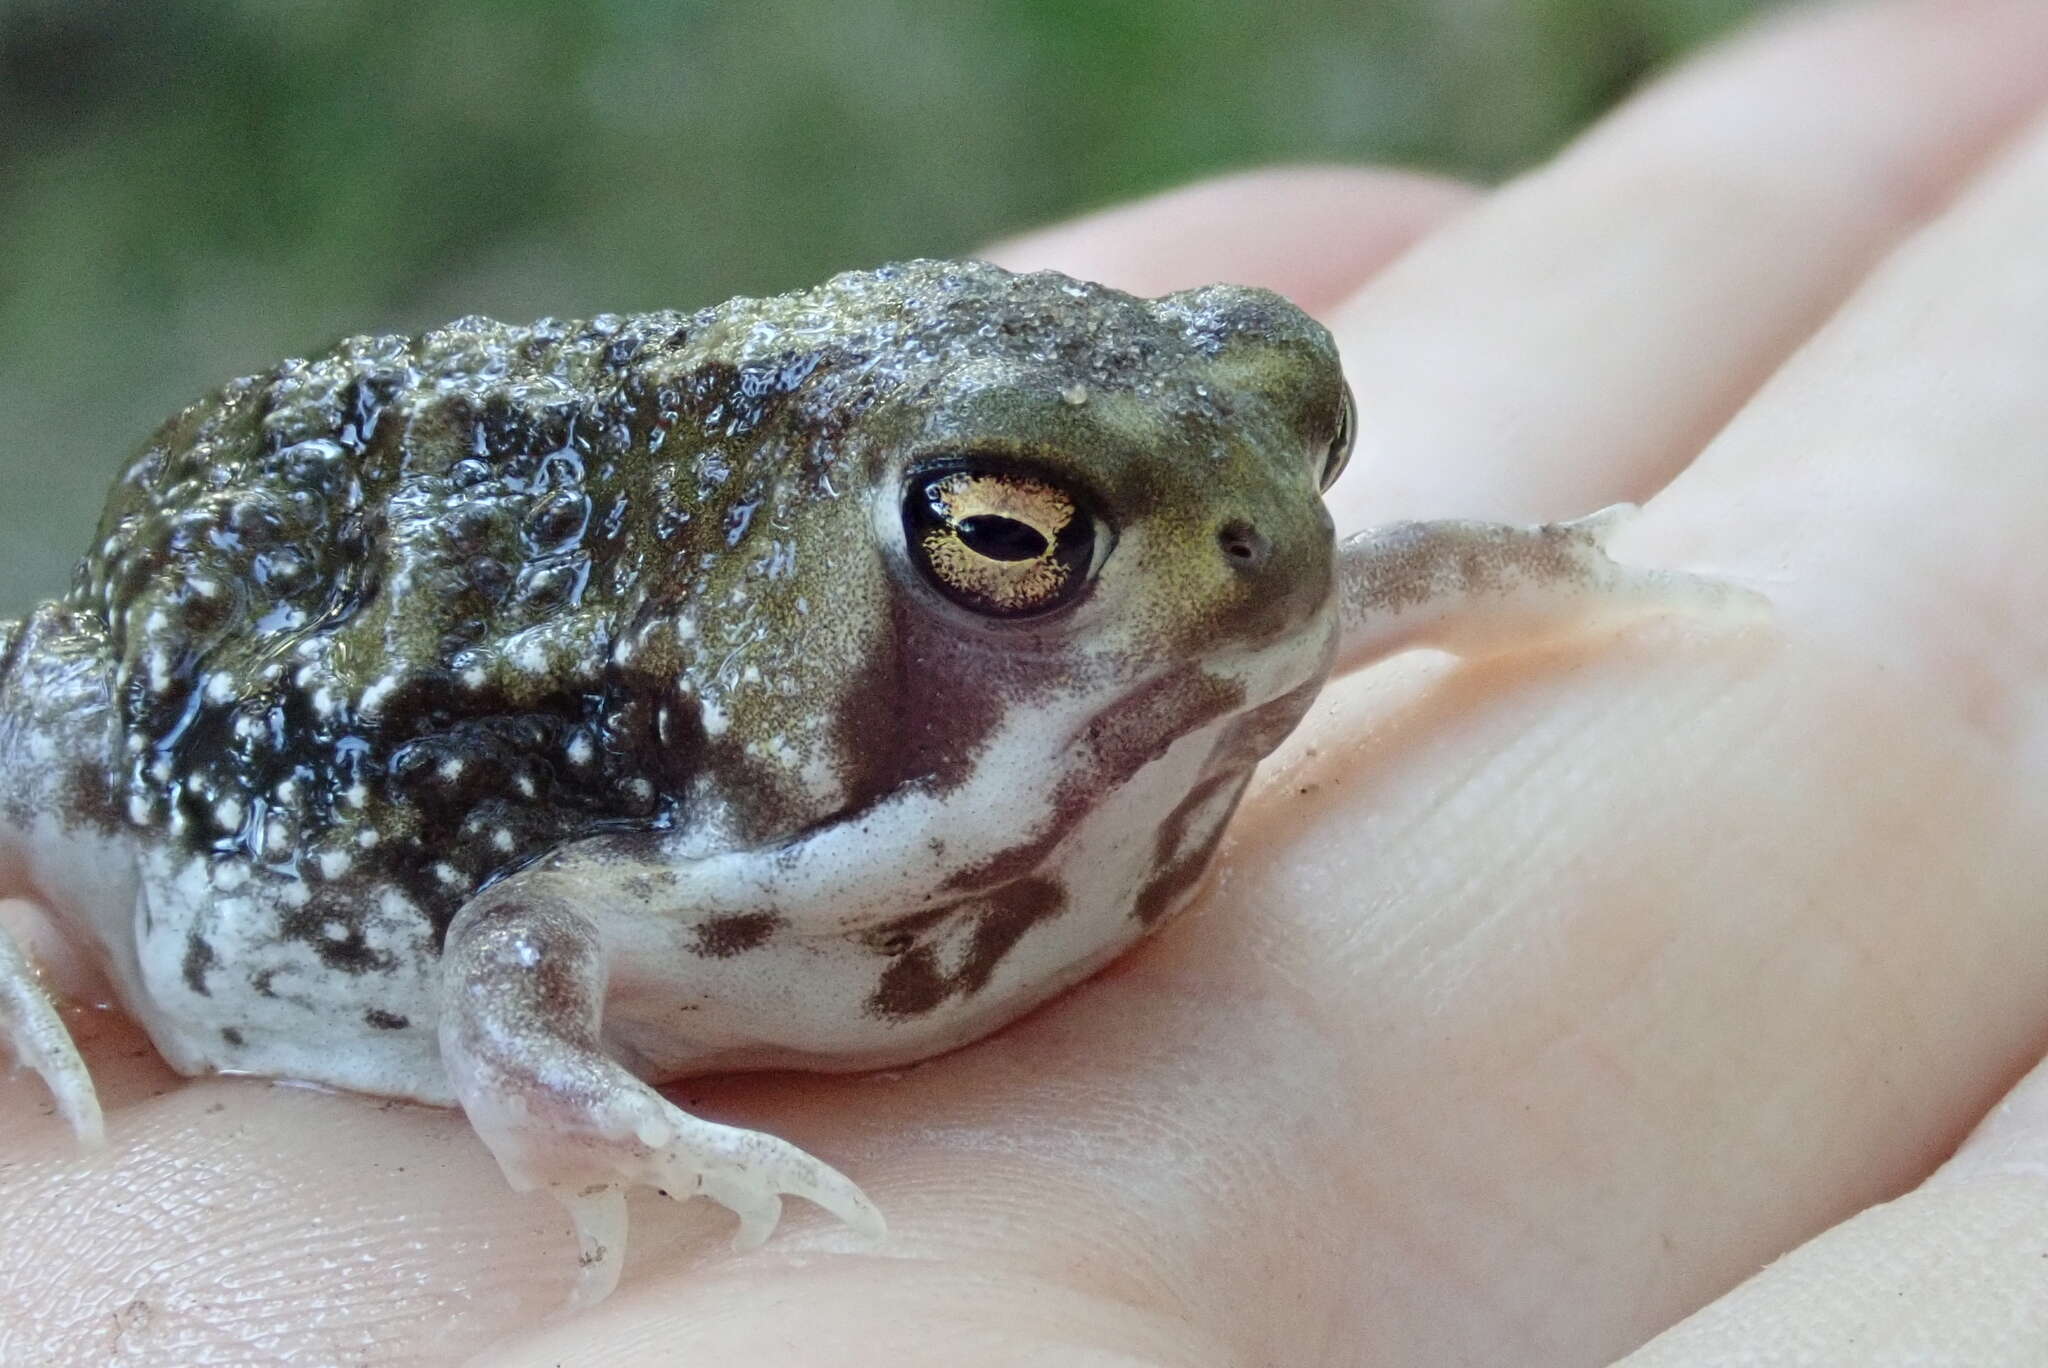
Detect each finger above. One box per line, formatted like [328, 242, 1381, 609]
[1326, 0, 2048, 530]
[1637, 103, 2048, 736]
[981, 165, 1477, 315]
[1617, 1048, 2048, 1365]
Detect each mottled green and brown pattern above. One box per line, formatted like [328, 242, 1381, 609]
[49, 260, 1342, 992]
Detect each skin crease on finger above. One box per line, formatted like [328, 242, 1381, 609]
[12, 4, 2048, 1367]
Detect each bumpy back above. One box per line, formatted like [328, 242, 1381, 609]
[61, 314, 714, 939]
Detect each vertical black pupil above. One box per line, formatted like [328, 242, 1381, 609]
[956, 514, 1047, 561]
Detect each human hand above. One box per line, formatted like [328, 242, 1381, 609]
[10, 1, 2048, 1362]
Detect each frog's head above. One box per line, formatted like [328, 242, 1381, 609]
[853, 264, 1352, 753]
[656, 261, 1348, 846]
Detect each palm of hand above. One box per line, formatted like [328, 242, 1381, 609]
[10, 3, 2048, 1363]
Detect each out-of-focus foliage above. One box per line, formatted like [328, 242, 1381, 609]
[0, 0, 1778, 612]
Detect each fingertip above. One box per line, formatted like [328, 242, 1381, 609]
[981, 165, 1479, 315]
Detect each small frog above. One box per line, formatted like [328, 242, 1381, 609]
[0, 260, 1733, 1305]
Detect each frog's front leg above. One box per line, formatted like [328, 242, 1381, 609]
[1334, 504, 1764, 674]
[438, 871, 884, 1309]
[0, 907, 103, 1145]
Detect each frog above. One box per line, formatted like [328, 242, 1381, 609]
[0, 258, 1744, 1307]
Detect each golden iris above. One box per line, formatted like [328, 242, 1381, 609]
[903, 466, 1096, 617]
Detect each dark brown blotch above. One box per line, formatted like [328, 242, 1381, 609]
[182, 932, 218, 995]
[1132, 772, 1245, 927]
[959, 876, 1065, 996]
[868, 946, 949, 1020]
[690, 911, 782, 959]
[865, 877, 1067, 1020]
[364, 1009, 410, 1030]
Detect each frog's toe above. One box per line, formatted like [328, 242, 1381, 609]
[0, 910, 104, 1147]
[654, 1108, 887, 1251]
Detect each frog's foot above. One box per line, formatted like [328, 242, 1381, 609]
[472, 1074, 884, 1309]
[439, 887, 884, 1309]
[0, 906, 104, 1145]
[1334, 502, 1769, 674]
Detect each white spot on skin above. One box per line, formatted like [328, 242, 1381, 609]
[127, 794, 153, 825]
[491, 829, 515, 853]
[213, 861, 250, 891]
[514, 775, 537, 798]
[322, 920, 350, 941]
[214, 798, 245, 830]
[357, 829, 380, 849]
[344, 784, 370, 810]
[566, 735, 594, 767]
[434, 863, 465, 889]
[437, 757, 465, 781]
[204, 672, 235, 704]
[360, 674, 402, 715]
[701, 699, 729, 738]
[462, 667, 487, 689]
[318, 850, 352, 879]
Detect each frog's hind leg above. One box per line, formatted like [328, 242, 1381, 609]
[437, 873, 884, 1308]
[1333, 503, 1768, 676]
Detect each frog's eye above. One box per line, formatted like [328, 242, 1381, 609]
[902, 464, 1099, 618]
[1320, 385, 1356, 492]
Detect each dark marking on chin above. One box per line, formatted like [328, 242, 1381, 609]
[869, 945, 948, 1019]
[690, 911, 782, 958]
[1133, 771, 1246, 927]
[182, 932, 218, 995]
[865, 877, 1067, 1020]
[364, 1009, 410, 1030]
[942, 667, 1245, 895]
[960, 877, 1064, 993]
[220, 1026, 244, 1047]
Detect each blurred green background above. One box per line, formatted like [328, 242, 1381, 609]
[0, 0, 1781, 617]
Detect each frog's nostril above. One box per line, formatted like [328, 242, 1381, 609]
[1217, 520, 1270, 573]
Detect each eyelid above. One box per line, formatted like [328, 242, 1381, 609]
[1320, 386, 1355, 491]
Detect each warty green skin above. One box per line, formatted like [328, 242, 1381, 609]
[0, 258, 1347, 1103]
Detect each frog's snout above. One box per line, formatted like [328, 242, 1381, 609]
[1202, 505, 1332, 648]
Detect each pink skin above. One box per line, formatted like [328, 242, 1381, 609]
[12, 1, 2048, 1362]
